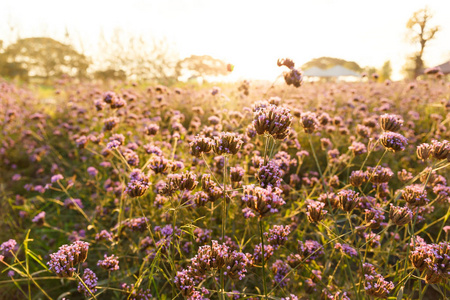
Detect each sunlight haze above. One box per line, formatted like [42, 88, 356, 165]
[1, 0, 449, 81]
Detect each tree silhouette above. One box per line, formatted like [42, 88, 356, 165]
[302, 57, 362, 72]
[1, 37, 89, 80]
[405, 7, 440, 79]
[175, 55, 228, 81]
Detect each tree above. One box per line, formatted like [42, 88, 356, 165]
[379, 60, 392, 81]
[302, 57, 362, 72]
[175, 55, 228, 81]
[1, 37, 90, 80]
[404, 7, 440, 79]
[96, 30, 178, 85]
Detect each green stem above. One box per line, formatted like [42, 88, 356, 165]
[259, 218, 268, 300]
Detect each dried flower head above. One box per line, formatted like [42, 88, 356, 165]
[307, 200, 327, 223]
[389, 204, 413, 226]
[190, 135, 213, 157]
[402, 184, 428, 207]
[379, 114, 403, 132]
[430, 139, 450, 160]
[300, 112, 320, 134]
[349, 170, 368, 187]
[242, 185, 285, 217]
[337, 189, 360, 212]
[212, 132, 243, 155]
[253, 104, 292, 140]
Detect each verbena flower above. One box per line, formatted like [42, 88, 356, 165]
[77, 268, 98, 297]
[97, 254, 120, 271]
[47, 241, 89, 277]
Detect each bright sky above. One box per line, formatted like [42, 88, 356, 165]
[1, 0, 449, 81]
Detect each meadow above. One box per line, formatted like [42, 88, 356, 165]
[0, 61, 449, 299]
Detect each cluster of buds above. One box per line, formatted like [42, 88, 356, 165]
[416, 143, 433, 161]
[257, 160, 282, 188]
[0, 239, 17, 255]
[97, 254, 120, 271]
[175, 241, 249, 297]
[379, 114, 403, 132]
[77, 268, 98, 297]
[230, 166, 245, 188]
[318, 192, 340, 209]
[190, 135, 213, 157]
[145, 123, 159, 136]
[298, 240, 324, 262]
[253, 104, 293, 139]
[264, 225, 291, 249]
[241, 185, 286, 217]
[349, 141, 367, 156]
[364, 206, 385, 229]
[335, 243, 358, 257]
[430, 139, 450, 160]
[337, 189, 360, 212]
[47, 241, 89, 277]
[409, 240, 450, 284]
[402, 184, 429, 207]
[125, 169, 150, 198]
[368, 166, 393, 185]
[379, 131, 408, 152]
[212, 132, 243, 155]
[192, 191, 210, 207]
[300, 112, 320, 134]
[103, 117, 120, 131]
[201, 174, 223, 202]
[271, 259, 291, 288]
[103, 91, 126, 109]
[277, 58, 303, 88]
[306, 200, 327, 223]
[121, 283, 152, 300]
[364, 269, 395, 298]
[147, 156, 171, 174]
[122, 217, 149, 232]
[160, 172, 198, 195]
[349, 170, 368, 187]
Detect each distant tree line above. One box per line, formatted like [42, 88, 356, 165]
[0, 36, 229, 84]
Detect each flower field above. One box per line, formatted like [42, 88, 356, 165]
[0, 62, 449, 299]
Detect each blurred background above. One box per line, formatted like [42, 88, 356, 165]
[0, 0, 449, 84]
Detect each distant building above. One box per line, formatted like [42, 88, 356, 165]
[433, 61, 450, 74]
[303, 66, 361, 81]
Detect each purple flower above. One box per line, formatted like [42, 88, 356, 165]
[77, 268, 98, 296]
[0, 239, 17, 254]
[97, 254, 120, 271]
[51, 174, 64, 183]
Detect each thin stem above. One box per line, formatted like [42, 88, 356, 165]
[259, 218, 267, 300]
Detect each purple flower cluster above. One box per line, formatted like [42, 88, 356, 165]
[0, 239, 17, 254]
[257, 160, 283, 188]
[47, 241, 89, 277]
[264, 225, 291, 249]
[335, 243, 358, 257]
[241, 185, 286, 217]
[410, 240, 450, 284]
[77, 268, 98, 297]
[380, 131, 408, 152]
[253, 104, 292, 139]
[125, 169, 150, 198]
[97, 254, 120, 271]
[121, 283, 152, 300]
[298, 240, 324, 262]
[175, 241, 249, 298]
[402, 184, 429, 207]
[271, 259, 290, 288]
[122, 217, 149, 232]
